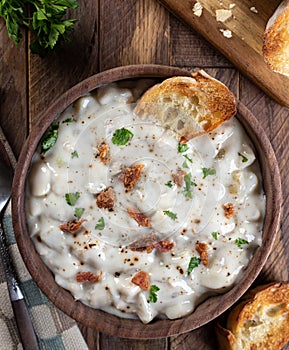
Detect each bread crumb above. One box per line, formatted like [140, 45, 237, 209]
[192, 2, 203, 17]
[220, 29, 232, 38]
[229, 3, 236, 9]
[216, 9, 232, 22]
[250, 6, 258, 14]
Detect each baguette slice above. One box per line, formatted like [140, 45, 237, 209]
[216, 282, 289, 350]
[263, 0, 289, 76]
[134, 70, 236, 142]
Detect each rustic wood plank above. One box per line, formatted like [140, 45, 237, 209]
[158, 0, 289, 108]
[0, 19, 27, 158]
[99, 0, 171, 70]
[169, 13, 232, 68]
[28, 2, 99, 129]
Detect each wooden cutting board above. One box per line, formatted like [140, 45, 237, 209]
[158, 0, 289, 107]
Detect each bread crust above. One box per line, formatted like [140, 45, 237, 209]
[263, 0, 289, 76]
[134, 70, 236, 141]
[216, 282, 289, 350]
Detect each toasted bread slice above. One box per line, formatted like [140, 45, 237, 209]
[216, 282, 289, 350]
[134, 70, 236, 142]
[263, 0, 289, 76]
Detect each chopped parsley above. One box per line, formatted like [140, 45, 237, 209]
[74, 208, 84, 220]
[178, 142, 189, 153]
[211, 231, 218, 240]
[40, 121, 59, 155]
[202, 167, 216, 179]
[95, 217, 105, 230]
[112, 128, 134, 146]
[71, 150, 79, 158]
[182, 173, 197, 199]
[65, 192, 80, 206]
[235, 238, 249, 249]
[163, 210, 177, 220]
[183, 154, 192, 163]
[187, 257, 201, 274]
[238, 152, 248, 163]
[62, 118, 75, 123]
[182, 160, 189, 169]
[148, 285, 160, 303]
[165, 180, 173, 188]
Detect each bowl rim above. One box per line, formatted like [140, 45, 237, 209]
[11, 64, 282, 338]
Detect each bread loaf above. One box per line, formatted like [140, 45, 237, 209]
[263, 1, 289, 76]
[216, 282, 289, 350]
[134, 70, 236, 142]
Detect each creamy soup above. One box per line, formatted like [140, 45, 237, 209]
[26, 79, 265, 323]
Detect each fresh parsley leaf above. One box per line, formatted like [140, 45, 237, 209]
[40, 121, 59, 155]
[74, 207, 84, 220]
[202, 167, 216, 179]
[182, 173, 197, 199]
[183, 154, 192, 163]
[112, 128, 134, 146]
[62, 117, 75, 123]
[182, 160, 189, 169]
[163, 210, 177, 220]
[0, 0, 79, 56]
[238, 152, 248, 163]
[235, 238, 249, 249]
[165, 180, 173, 188]
[148, 285, 160, 303]
[71, 150, 78, 158]
[211, 231, 218, 240]
[65, 192, 80, 206]
[178, 142, 189, 153]
[187, 257, 201, 274]
[95, 217, 105, 230]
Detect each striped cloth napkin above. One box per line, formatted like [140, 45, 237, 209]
[0, 127, 88, 349]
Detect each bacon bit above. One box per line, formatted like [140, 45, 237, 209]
[131, 270, 150, 290]
[172, 169, 186, 187]
[129, 233, 158, 253]
[96, 187, 115, 209]
[59, 219, 86, 233]
[153, 239, 175, 253]
[121, 164, 145, 191]
[195, 241, 209, 266]
[97, 142, 110, 164]
[127, 207, 151, 227]
[76, 271, 102, 283]
[222, 202, 235, 219]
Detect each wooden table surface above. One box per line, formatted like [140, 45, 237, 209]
[1, 1, 289, 349]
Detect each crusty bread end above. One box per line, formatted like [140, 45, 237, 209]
[263, 0, 289, 76]
[216, 282, 289, 350]
[134, 70, 236, 141]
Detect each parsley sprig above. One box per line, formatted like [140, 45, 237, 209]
[0, 0, 78, 56]
[65, 192, 80, 206]
[40, 121, 59, 155]
[187, 257, 201, 274]
[95, 217, 105, 230]
[182, 173, 197, 199]
[202, 167, 216, 179]
[163, 210, 177, 220]
[112, 128, 134, 146]
[235, 238, 249, 249]
[148, 285, 160, 303]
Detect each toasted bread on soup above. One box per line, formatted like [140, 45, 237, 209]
[134, 70, 236, 142]
[216, 282, 289, 350]
[263, 0, 289, 76]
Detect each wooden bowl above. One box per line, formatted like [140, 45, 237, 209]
[11, 65, 282, 338]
